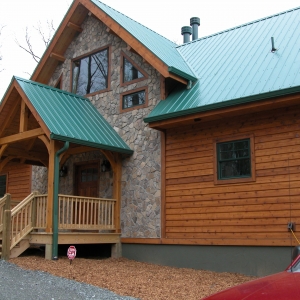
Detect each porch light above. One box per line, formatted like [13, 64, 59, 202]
[101, 159, 111, 172]
[59, 165, 68, 177]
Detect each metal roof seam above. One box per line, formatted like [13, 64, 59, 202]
[15, 76, 91, 103]
[175, 6, 300, 49]
[92, 0, 177, 45]
[144, 86, 300, 123]
[174, 50, 198, 80]
[14, 77, 133, 154]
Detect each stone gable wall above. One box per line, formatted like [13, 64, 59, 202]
[45, 15, 162, 238]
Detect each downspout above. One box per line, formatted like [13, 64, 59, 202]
[52, 141, 69, 260]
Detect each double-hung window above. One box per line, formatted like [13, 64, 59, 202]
[214, 135, 255, 184]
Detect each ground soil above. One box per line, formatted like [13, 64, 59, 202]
[11, 251, 256, 300]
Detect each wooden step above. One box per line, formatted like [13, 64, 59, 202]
[10, 239, 30, 258]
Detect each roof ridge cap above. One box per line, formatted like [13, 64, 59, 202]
[15, 76, 90, 102]
[176, 6, 300, 48]
[92, 0, 177, 46]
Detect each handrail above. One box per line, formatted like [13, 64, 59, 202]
[10, 193, 35, 249]
[58, 194, 117, 202]
[2, 192, 117, 257]
[58, 194, 116, 230]
[0, 194, 7, 233]
[11, 193, 35, 216]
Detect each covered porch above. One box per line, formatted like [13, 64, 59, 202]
[0, 192, 120, 259]
[0, 77, 133, 259]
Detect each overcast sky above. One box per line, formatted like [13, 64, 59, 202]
[0, 0, 299, 99]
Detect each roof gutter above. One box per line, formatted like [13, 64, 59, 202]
[144, 86, 300, 124]
[168, 66, 197, 82]
[50, 134, 133, 155]
[52, 141, 69, 260]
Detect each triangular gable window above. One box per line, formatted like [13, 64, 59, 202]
[123, 58, 143, 82]
[121, 52, 148, 86]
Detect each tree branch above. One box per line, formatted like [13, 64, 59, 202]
[15, 27, 41, 63]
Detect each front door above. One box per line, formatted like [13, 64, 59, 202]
[75, 163, 99, 197]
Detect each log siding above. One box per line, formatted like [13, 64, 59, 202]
[164, 103, 300, 246]
[2, 164, 32, 201]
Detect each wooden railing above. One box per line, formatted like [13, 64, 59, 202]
[58, 194, 116, 230]
[0, 194, 10, 233]
[35, 194, 47, 228]
[1, 193, 116, 259]
[10, 193, 35, 249]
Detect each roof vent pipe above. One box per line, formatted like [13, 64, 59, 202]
[190, 17, 200, 40]
[181, 26, 192, 43]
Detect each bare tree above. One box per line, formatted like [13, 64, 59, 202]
[15, 20, 55, 63]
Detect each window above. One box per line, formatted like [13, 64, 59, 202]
[0, 175, 7, 198]
[120, 51, 148, 86]
[81, 168, 98, 182]
[120, 87, 148, 112]
[214, 135, 255, 184]
[72, 46, 110, 96]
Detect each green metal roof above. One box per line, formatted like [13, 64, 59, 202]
[145, 7, 300, 123]
[91, 0, 197, 81]
[14, 77, 133, 154]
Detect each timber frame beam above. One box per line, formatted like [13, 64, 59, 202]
[0, 128, 44, 145]
[50, 52, 66, 62]
[67, 21, 83, 32]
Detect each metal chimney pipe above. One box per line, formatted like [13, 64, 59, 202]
[190, 17, 200, 40]
[181, 26, 192, 43]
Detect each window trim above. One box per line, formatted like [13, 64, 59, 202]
[120, 86, 148, 113]
[213, 134, 255, 185]
[54, 74, 63, 89]
[0, 173, 7, 198]
[120, 51, 148, 87]
[70, 45, 111, 97]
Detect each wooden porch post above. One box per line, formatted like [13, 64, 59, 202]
[46, 140, 57, 233]
[113, 153, 122, 233]
[2, 210, 12, 260]
[112, 153, 122, 258]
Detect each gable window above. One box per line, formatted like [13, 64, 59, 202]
[0, 175, 7, 198]
[71, 46, 110, 96]
[120, 87, 148, 112]
[123, 57, 143, 82]
[120, 51, 148, 86]
[214, 135, 255, 184]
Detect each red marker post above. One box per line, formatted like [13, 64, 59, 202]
[67, 245, 76, 265]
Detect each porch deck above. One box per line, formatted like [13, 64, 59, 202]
[0, 193, 121, 259]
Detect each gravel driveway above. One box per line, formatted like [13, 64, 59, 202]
[0, 260, 138, 300]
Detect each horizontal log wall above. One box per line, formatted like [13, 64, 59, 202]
[2, 164, 32, 201]
[165, 104, 300, 246]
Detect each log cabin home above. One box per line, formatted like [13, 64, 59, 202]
[0, 0, 300, 276]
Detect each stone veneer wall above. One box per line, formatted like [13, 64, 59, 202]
[59, 151, 113, 198]
[32, 151, 112, 198]
[32, 166, 48, 194]
[45, 15, 162, 238]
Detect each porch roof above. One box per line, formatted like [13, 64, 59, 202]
[12, 77, 133, 155]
